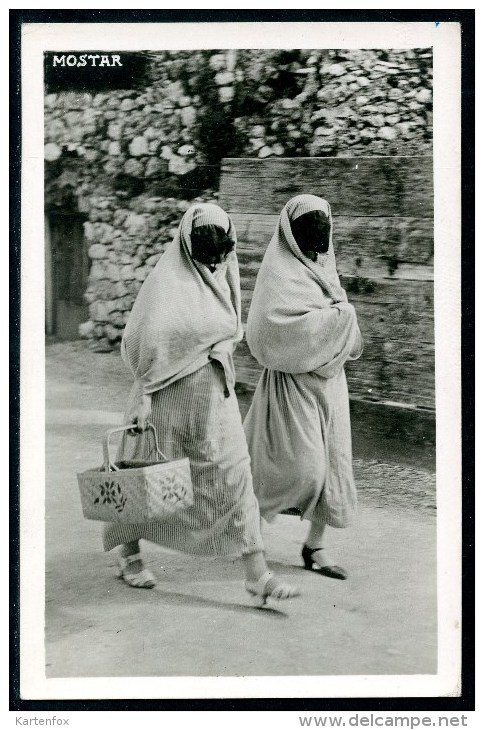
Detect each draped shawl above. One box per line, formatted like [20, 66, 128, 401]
[244, 195, 363, 526]
[246, 194, 363, 377]
[121, 203, 243, 394]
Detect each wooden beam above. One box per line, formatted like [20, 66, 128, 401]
[233, 212, 434, 281]
[220, 156, 435, 412]
[220, 156, 433, 217]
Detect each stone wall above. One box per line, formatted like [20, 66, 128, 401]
[230, 48, 432, 158]
[44, 48, 432, 350]
[78, 195, 210, 348]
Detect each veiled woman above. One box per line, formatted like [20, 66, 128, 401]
[244, 194, 363, 579]
[103, 202, 299, 604]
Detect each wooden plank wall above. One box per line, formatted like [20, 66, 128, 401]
[219, 157, 434, 412]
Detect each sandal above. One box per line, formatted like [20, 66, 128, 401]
[302, 545, 347, 580]
[114, 552, 156, 589]
[245, 570, 300, 607]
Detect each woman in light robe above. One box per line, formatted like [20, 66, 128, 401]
[244, 194, 363, 579]
[103, 203, 299, 604]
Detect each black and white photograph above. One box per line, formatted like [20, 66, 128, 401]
[17, 16, 465, 702]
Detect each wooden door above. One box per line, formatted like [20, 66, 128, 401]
[46, 211, 89, 340]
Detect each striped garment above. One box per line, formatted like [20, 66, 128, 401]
[244, 194, 363, 528]
[103, 361, 264, 556]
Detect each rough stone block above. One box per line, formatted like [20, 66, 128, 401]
[120, 265, 135, 281]
[209, 53, 226, 71]
[124, 159, 144, 177]
[44, 143, 62, 161]
[88, 262, 108, 281]
[114, 281, 128, 298]
[134, 266, 148, 281]
[168, 155, 196, 175]
[177, 144, 195, 157]
[88, 243, 108, 259]
[145, 157, 167, 177]
[83, 287, 95, 304]
[89, 301, 111, 322]
[78, 320, 94, 339]
[83, 221, 96, 241]
[120, 98, 135, 112]
[106, 263, 121, 282]
[108, 310, 125, 327]
[258, 146, 273, 158]
[416, 88, 432, 104]
[129, 136, 149, 156]
[124, 213, 148, 235]
[378, 126, 398, 141]
[215, 71, 235, 86]
[181, 106, 196, 127]
[328, 63, 346, 76]
[108, 141, 121, 156]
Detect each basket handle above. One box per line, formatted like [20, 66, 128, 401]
[103, 422, 168, 472]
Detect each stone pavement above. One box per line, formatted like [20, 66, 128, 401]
[45, 342, 436, 678]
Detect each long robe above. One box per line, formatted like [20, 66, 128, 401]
[244, 195, 363, 527]
[103, 203, 264, 556]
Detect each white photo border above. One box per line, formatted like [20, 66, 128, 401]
[20, 19, 462, 700]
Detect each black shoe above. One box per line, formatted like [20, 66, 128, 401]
[301, 545, 348, 580]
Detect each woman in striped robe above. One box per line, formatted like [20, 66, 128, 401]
[103, 203, 299, 605]
[244, 195, 364, 580]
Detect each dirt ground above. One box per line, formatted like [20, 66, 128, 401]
[45, 341, 436, 678]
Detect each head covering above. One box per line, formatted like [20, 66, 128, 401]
[191, 202, 230, 230]
[286, 193, 328, 221]
[246, 194, 363, 377]
[281, 194, 346, 302]
[121, 203, 243, 394]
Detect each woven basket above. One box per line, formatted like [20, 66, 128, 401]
[77, 423, 193, 523]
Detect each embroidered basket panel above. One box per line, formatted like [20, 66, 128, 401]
[77, 458, 193, 523]
[144, 459, 193, 517]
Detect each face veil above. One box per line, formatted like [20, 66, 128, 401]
[190, 224, 235, 272]
[290, 209, 331, 258]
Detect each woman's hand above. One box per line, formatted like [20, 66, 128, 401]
[127, 393, 152, 434]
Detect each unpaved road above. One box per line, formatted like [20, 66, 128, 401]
[45, 342, 436, 678]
